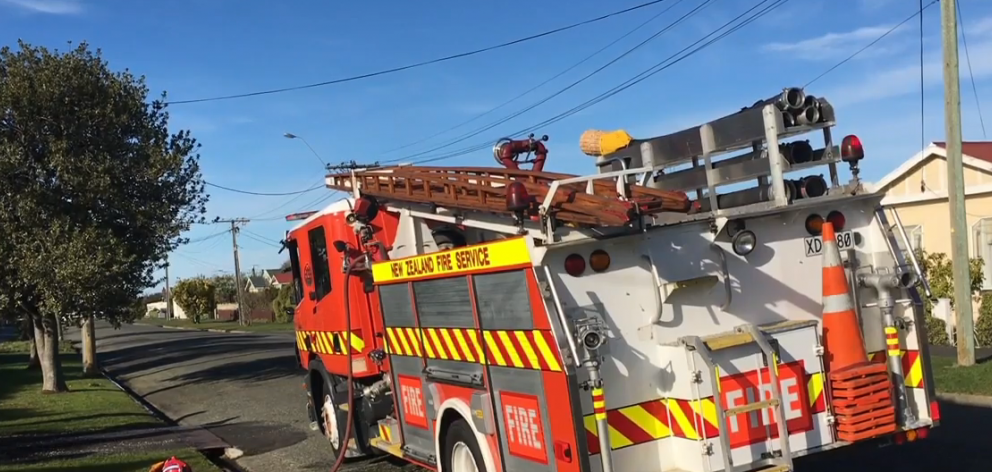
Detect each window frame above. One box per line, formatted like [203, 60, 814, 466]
[287, 239, 304, 306]
[307, 225, 333, 302]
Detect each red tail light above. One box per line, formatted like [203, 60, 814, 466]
[841, 135, 864, 162]
[930, 400, 941, 421]
[564, 254, 586, 277]
[826, 210, 846, 231]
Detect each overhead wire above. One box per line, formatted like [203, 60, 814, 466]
[394, 0, 789, 167]
[205, 180, 324, 196]
[379, 0, 715, 164]
[164, 0, 672, 105]
[377, 0, 690, 156]
[957, 0, 988, 139]
[803, 0, 939, 89]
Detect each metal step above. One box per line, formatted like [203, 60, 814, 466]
[725, 399, 781, 417]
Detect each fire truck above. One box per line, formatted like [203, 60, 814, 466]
[284, 87, 940, 472]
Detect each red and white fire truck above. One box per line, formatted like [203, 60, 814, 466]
[285, 87, 940, 472]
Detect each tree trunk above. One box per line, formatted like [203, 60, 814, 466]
[34, 312, 68, 393]
[81, 313, 99, 377]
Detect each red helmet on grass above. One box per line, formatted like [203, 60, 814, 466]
[161, 456, 192, 472]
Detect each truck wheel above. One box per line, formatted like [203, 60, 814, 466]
[442, 419, 487, 472]
[320, 382, 364, 459]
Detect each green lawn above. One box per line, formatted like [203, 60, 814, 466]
[931, 354, 992, 396]
[140, 317, 294, 332]
[0, 343, 219, 472]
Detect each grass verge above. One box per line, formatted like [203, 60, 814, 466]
[140, 317, 294, 332]
[932, 354, 992, 396]
[0, 342, 219, 472]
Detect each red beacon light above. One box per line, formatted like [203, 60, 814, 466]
[506, 181, 532, 213]
[841, 135, 864, 163]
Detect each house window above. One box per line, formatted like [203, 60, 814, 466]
[973, 218, 992, 290]
[891, 224, 923, 259]
[307, 226, 332, 301]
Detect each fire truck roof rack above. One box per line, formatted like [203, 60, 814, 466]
[320, 86, 866, 242]
[577, 86, 865, 221]
[324, 166, 693, 228]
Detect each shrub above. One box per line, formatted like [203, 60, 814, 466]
[976, 293, 992, 347]
[925, 314, 951, 346]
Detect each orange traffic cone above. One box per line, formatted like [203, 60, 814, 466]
[820, 221, 868, 372]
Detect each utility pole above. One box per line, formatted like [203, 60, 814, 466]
[942, 0, 975, 366]
[164, 258, 173, 320]
[217, 218, 250, 326]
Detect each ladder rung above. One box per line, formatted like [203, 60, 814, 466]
[703, 331, 754, 351]
[725, 399, 779, 416]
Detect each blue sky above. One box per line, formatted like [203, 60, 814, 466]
[3, 0, 992, 291]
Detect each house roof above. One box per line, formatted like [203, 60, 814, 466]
[274, 272, 293, 284]
[871, 141, 992, 192]
[246, 275, 269, 289]
[933, 141, 992, 163]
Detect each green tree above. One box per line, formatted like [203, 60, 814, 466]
[915, 249, 985, 346]
[172, 277, 217, 323]
[0, 41, 208, 391]
[271, 284, 295, 323]
[209, 274, 238, 304]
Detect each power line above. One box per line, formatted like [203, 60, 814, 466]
[957, 0, 987, 139]
[380, 0, 714, 164]
[164, 0, 671, 105]
[247, 178, 328, 220]
[399, 0, 788, 167]
[377, 0, 690, 156]
[185, 229, 231, 244]
[241, 231, 281, 248]
[803, 0, 939, 88]
[205, 180, 324, 196]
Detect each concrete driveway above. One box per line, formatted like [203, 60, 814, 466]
[70, 322, 991, 472]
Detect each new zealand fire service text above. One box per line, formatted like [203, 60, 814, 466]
[390, 246, 491, 278]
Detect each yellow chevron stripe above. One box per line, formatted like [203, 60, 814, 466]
[906, 354, 923, 388]
[426, 329, 446, 360]
[689, 398, 718, 432]
[532, 330, 561, 372]
[808, 372, 824, 408]
[404, 328, 422, 357]
[622, 404, 672, 440]
[666, 398, 698, 440]
[468, 329, 486, 364]
[396, 327, 413, 356]
[497, 330, 524, 368]
[453, 329, 475, 363]
[584, 415, 635, 449]
[483, 331, 505, 365]
[440, 328, 462, 361]
[514, 331, 540, 369]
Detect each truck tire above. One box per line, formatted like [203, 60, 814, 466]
[442, 419, 488, 472]
[320, 380, 366, 460]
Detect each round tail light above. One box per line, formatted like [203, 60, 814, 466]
[805, 214, 824, 236]
[589, 250, 611, 272]
[826, 211, 846, 231]
[564, 254, 586, 277]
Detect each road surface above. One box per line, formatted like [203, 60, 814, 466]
[73, 322, 990, 472]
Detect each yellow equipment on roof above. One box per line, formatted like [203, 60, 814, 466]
[579, 129, 634, 157]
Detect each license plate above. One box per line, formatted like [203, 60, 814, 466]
[804, 230, 854, 257]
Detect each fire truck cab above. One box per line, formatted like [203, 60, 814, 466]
[287, 87, 940, 472]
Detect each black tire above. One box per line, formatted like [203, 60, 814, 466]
[320, 376, 372, 459]
[442, 419, 488, 472]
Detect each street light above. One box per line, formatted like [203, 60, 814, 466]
[283, 132, 327, 168]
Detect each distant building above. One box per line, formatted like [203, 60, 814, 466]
[146, 300, 187, 319]
[245, 267, 292, 292]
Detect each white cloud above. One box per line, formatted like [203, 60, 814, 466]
[824, 18, 992, 106]
[764, 25, 906, 61]
[0, 0, 83, 14]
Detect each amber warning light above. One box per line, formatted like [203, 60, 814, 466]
[285, 211, 318, 221]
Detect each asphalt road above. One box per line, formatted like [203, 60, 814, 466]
[72, 322, 990, 472]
